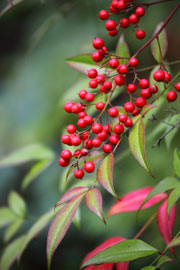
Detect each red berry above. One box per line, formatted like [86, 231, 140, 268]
[84, 115, 93, 125]
[124, 118, 133, 127]
[153, 70, 165, 82]
[74, 169, 84, 179]
[84, 162, 95, 173]
[129, 14, 139, 24]
[175, 82, 180, 91]
[96, 74, 106, 83]
[97, 131, 108, 141]
[109, 4, 118, 13]
[81, 148, 88, 156]
[83, 139, 93, 149]
[119, 114, 128, 123]
[81, 131, 89, 140]
[92, 123, 103, 134]
[64, 102, 74, 113]
[136, 30, 146, 40]
[85, 93, 95, 102]
[127, 83, 137, 93]
[103, 81, 112, 91]
[89, 79, 98, 89]
[140, 88, 152, 99]
[129, 57, 139, 67]
[132, 108, 140, 116]
[61, 134, 71, 145]
[93, 38, 104, 49]
[166, 91, 177, 102]
[88, 69, 98, 78]
[136, 7, 145, 17]
[149, 84, 158, 94]
[117, 0, 126, 10]
[117, 64, 128, 74]
[135, 97, 147, 108]
[124, 102, 135, 113]
[79, 111, 87, 118]
[96, 102, 105, 111]
[78, 89, 87, 99]
[164, 72, 171, 82]
[108, 29, 118, 36]
[67, 124, 76, 134]
[59, 158, 70, 167]
[103, 124, 112, 133]
[114, 75, 126, 86]
[108, 107, 119, 118]
[92, 51, 104, 62]
[103, 144, 113, 153]
[113, 123, 124, 134]
[71, 136, 81, 146]
[71, 104, 80, 114]
[109, 58, 119, 69]
[100, 85, 106, 93]
[73, 149, 81, 158]
[139, 79, 150, 89]
[105, 20, 117, 30]
[111, 0, 119, 8]
[99, 10, 109, 20]
[92, 137, 102, 147]
[77, 102, 84, 112]
[61, 149, 72, 160]
[77, 119, 86, 129]
[109, 134, 120, 145]
[120, 18, 130, 28]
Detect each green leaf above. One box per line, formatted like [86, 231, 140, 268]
[168, 186, 180, 214]
[115, 33, 130, 64]
[166, 236, 180, 249]
[81, 239, 158, 268]
[156, 255, 173, 268]
[0, 0, 23, 18]
[4, 218, 24, 243]
[73, 207, 81, 230]
[129, 118, 153, 176]
[18, 209, 55, 260]
[97, 153, 117, 197]
[8, 191, 26, 218]
[47, 194, 85, 269]
[21, 159, 52, 190]
[151, 22, 168, 63]
[0, 208, 15, 228]
[141, 266, 155, 270]
[66, 54, 110, 75]
[0, 143, 55, 168]
[174, 148, 180, 178]
[0, 235, 25, 270]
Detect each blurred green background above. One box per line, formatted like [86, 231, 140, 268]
[0, 0, 180, 269]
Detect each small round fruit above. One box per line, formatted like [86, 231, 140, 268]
[149, 84, 158, 94]
[109, 58, 119, 69]
[124, 102, 135, 113]
[153, 70, 165, 82]
[61, 149, 72, 160]
[77, 119, 86, 129]
[113, 123, 124, 134]
[61, 134, 71, 145]
[129, 57, 139, 67]
[97, 131, 108, 141]
[135, 97, 147, 108]
[166, 91, 177, 102]
[84, 162, 95, 173]
[109, 134, 120, 145]
[93, 38, 104, 49]
[164, 72, 171, 82]
[108, 29, 118, 36]
[78, 89, 87, 99]
[124, 118, 133, 127]
[108, 107, 119, 118]
[92, 123, 103, 134]
[64, 102, 74, 113]
[105, 20, 117, 30]
[127, 83, 137, 93]
[140, 88, 152, 99]
[74, 169, 84, 179]
[175, 82, 180, 91]
[114, 75, 126, 86]
[99, 10, 109, 20]
[103, 81, 112, 91]
[85, 93, 95, 102]
[136, 30, 146, 40]
[88, 69, 98, 78]
[139, 79, 150, 89]
[96, 102, 105, 111]
[92, 51, 104, 62]
[119, 114, 128, 123]
[59, 158, 70, 167]
[135, 7, 145, 17]
[92, 137, 102, 147]
[117, 64, 128, 74]
[71, 136, 81, 146]
[120, 18, 130, 28]
[67, 124, 76, 134]
[89, 79, 98, 89]
[103, 144, 113, 153]
[129, 14, 139, 24]
[132, 108, 140, 116]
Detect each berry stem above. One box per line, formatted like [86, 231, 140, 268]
[134, 212, 157, 239]
[134, 0, 175, 7]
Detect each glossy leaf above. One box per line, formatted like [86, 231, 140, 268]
[85, 188, 105, 224]
[129, 118, 153, 176]
[157, 199, 176, 254]
[19, 209, 55, 260]
[8, 191, 26, 218]
[115, 34, 130, 64]
[151, 22, 168, 63]
[174, 148, 180, 178]
[55, 186, 89, 207]
[156, 255, 173, 268]
[4, 218, 24, 243]
[108, 187, 167, 216]
[97, 153, 117, 197]
[0, 207, 15, 228]
[81, 239, 157, 268]
[0, 235, 25, 270]
[47, 194, 85, 269]
[168, 186, 180, 214]
[0, 143, 55, 167]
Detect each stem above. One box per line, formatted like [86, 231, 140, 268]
[134, 212, 157, 239]
[135, 0, 174, 7]
[133, 2, 180, 58]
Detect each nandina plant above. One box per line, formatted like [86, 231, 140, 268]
[0, 0, 180, 270]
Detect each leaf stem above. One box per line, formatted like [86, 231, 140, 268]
[134, 212, 157, 239]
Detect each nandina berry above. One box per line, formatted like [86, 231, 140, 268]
[67, 124, 76, 134]
[96, 102, 105, 111]
[93, 38, 104, 49]
[135, 97, 147, 108]
[112, 0, 119, 9]
[108, 29, 118, 36]
[164, 72, 171, 82]
[117, 64, 128, 74]
[89, 79, 98, 89]
[129, 14, 139, 24]
[59, 157, 70, 167]
[97, 131, 108, 141]
[127, 83, 137, 93]
[84, 162, 95, 173]
[99, 10, 109, 20]
[140, 88, 152, 99]
[103, 144, 113, 153]
[85, 93, 95, 102]
[79, 111, 87, 118]
[61, 149, 72, 160]
[83, 139, 93, 149]
[81, 131, 89, 140]
[81, 148, 88, 156]
[124, 102, 135, 113]
[96, 74, 106, 83]
[119, 114, 128, 123]
[117, 0, 126, 10]
[88, 69, 98, 78]
[64, 102, 74, 113]
[124, 118, 133, 127]
[73, 149, 81, 158]
[105, 20, 117, 30]
[129, 57, 139, 67]
[71, 136, 81, 146]
[78, 89, 87, 99]
[175, 82, 180, 91]
[149, 84, 158, 94]
[108, 107, 119, 118]
[166, 91, 177, 102]
[113, 123, 124, 134]
[84, 115, 93, 125]
[77, 119, 86, 129]
[74, 169, 84, 179]
[100, 85, 107, 93]
[139, 79, 150, 89]
[92, 137, 102, 147]
[103, 81, 112, 91]
[132, 108, 140, 116]
[103, 124, 112, 133]
[92, 51, 104, 62]
[77, 102, 84, 112]
[114, 75, 126, 86]
[136, 7, 145, 17]
[109, 134, 120, 145]
[136, 30, 146, 40]
[109, 4, 118, 13]
[109, 58, 119, 69]
[71, 104, 80, 114]
[92, 123, 103, 134]
[61, 134, 71, 145]
[153, 70, 165, 82]
[120, 18, 130, 28]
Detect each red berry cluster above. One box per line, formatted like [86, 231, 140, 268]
[99, 0, 146, 39]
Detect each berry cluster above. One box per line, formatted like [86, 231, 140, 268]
[99, 0, 146, 39]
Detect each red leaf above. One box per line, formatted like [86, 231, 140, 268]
[84, 264, 113, 270]
[108, 187, 167, 216]
[116, 262, 129, 270]
[55, 187, 88, 207]
[157, 199, 176, 254]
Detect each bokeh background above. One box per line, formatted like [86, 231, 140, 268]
[0, 0, 180, 269]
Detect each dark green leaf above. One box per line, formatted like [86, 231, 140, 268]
[140, 266, 155, 270]
[4, 218, 24, 243]
[0, 208, 15, 228]
[115, 34, 130, 64]
[156, 255, 173, 268]
[8, 191, 26, 218]
[168, 186, 180, 214]
[174, 148, 180, 178]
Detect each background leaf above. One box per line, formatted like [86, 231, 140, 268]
[0, 208, 16, 228]
[4, 218, 24, 243]
[168, 186, 180, 214]
[115, 34, 130, 65]
[174, 148, 180, 178]
[8, 191, 26, 218]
